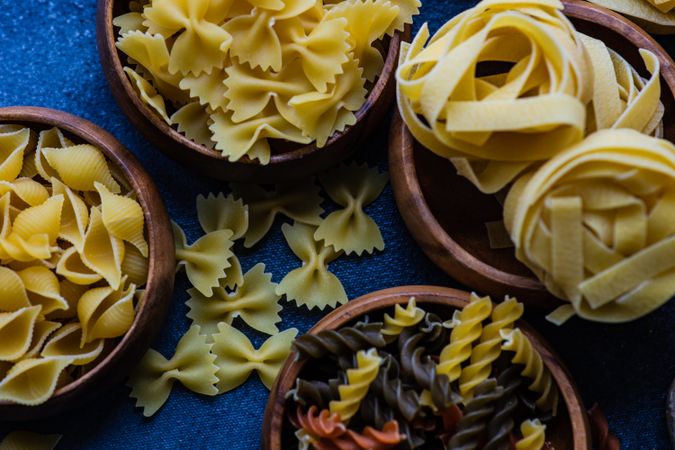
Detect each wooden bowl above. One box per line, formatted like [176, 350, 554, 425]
[668, 378, 675, 449]
[0, 106, 175, 420]
[388, 0, 675, 309]
[262, 286, 591, 450]
[96, 0, 405, 183]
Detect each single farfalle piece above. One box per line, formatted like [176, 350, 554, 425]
[397, 0, 591, 193]
[501, 328, 559, 415]
[128, 325, 219, 417]
[223, 0, 316, 71]
[459, 296, 524, 400]
[170, 103, 215, 149]
[329, 348, 382, 422]
[41, 144, 120, 193]
[448, 379, 504, 449]
[81, 207, 126, 290]
[276, 222, 347, 310]
[187, 263, 282, 335]
[0, 357, 74, 406]
[315, 162, 387, 255]
[124, 67, 172, 125]
[503, 129, 675, 323]
[288, 57, 367, 147]
[113, 10, 146, 35]
[515, 419, 547, 450]
[179, 69, 228, 112]
[0, 127, 30, 182]
[173, 221, 234, 297]
[211, 322, 298, 393]
[143, 0, 233, 76]
[293, 323, 386, 360]
[196, 192, 249, 239]
[325, 0, 399, 81]
[230, 180, 323, 248]
[96, 182, 148, 257]
[386, 0, 420, 35]
[51, 178, 88, 252]
[0, 431, 62, 450]
[77, 282, 137, 345]
[436, 293, 492, 382]
[0, 306, 42, 361]
[41, 323, 105, 366]
[381, 297, 424, 338]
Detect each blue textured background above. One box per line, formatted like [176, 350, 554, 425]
[1, 1, 674, 448]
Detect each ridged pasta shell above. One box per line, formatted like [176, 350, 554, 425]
[0, 127, 30, 182]
[121, 243, 149, 287]
[34, 128, 72, 181]
[0, 357, 73, 406]
[16, 266, 69, 315]
[55, 246, 103, 286]
[81, 208, 125, 289]
[0, 266, 30, 311]
[96, 182, 148, 257]
[0, 178, 49, 208]
[77, 283, 136, 345]
[42, 323, 105, 366]
[0, 305, 42, 361]
[42, 145, 120, 193]
[10, 194, 64, 245]
[52, 178, 89, 252]
[23, 320, 61, 359]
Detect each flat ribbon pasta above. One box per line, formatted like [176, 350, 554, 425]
[397, 0, 592, 194]
[143, 0, 233, 75]
[211, 322, 298, 393]
[504, 129, 675, 322]
[230, 180, 324, 248]
[173, 222, 234, 296]
[276, 222, 348, 310]
[186, 263, 282, 335]
[0, 431, 62, 450]
[128, 325, 219, 417]
[315, 162, 387, 255]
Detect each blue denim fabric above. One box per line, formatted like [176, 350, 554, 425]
[0, 1, 673, 448]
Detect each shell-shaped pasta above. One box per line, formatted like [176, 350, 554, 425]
[10, 194, 64, 246]
[196, 192, 249, 239]
[0, 233, 52, 263]
[42, 145, 120, 193]
[0, 193, 10, 239]
[211, 322, 298, 393]
[0, 357, 73, 406]
[187, 263, 282, 335]
[0, 306, 42, 361]
[0, 127, 30, 182]
[381, 297, 425, 337]
[34, 127, 72, 181]
[0, 431, 62, 450]
[23, 320, 61, 359]
[81, 208, 126, 290]
[124, 67, 172, 125]
[325, 0, 399, 81]
[77, 282, 136, 345]
[179, 69, 228, 112]
[16, 266, 69, 315]
[41, 323, 105, 366]
[128, 325, 219, 417]
[276, 222, 347, 310]
[329, 348, 382, 422]
[121, 243, 149, 287]
[230, 180, 323, 248]
[288, 58, 367, 146]
[170, 103, 215, 149]
[515, 419, 547, 450]
[0, 178, 49, 208]
[96, 182, 148, 257]
[56, 246, 104, 286]
[437, 293, 493, 382]
[315, 162, 387, 255]
[173, 222, 234, 297]
[143, 0, 232, 75]
[0, 266, 30, 311]
[51, 177, 89, 251]
[50, 279, 89, 320]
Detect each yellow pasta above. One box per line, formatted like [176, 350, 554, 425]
[81, 208, 126, 290]
[587, 0, 675, 34]
[381, 297, 425, 337]
[515, 419, 547, 450]
[96, 182, 148, 257]
[0, 357, 73, 406]
[51, 178, 89, 251]
[0, 431, 62, 450]
[124, 67, 172, 125]
[0, 127, 30, 182]
[23, 320, 61, 359]
[56, 247, 104, 286]
[196, 192, 249, 239]
[0, 306, 42, 361]
[329, 348, 382, 422]
[16, 266, 68, 315]
[397, 0, 591, 194]
[504, 129, 675, 322]
[77, 282, 136, 345]
[170, 103, 214, 149]
[42, 145, 120, 193]
[41, 323, 104, 366]
[0, 177, 49, 208]
[0, 267, 30, 312]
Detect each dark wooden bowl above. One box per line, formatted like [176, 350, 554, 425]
[0, 106, 175, 420]
[96, 0, 405, 183]
[389, 0, 675, 309]
[262, 286, 591, 449]
[668, 378, 675, 449]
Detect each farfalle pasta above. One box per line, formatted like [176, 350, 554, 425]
[397, 0, 592, 194]
[0, 124, 148, 406]
[113, 0, 418, 163]
[504, 129, 675, 323]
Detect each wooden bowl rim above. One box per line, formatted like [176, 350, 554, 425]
[0, 106, 175, 410]
[262, 285, 591, 450]
[97, 0, 402, 166]
[388, 0, 675, 304]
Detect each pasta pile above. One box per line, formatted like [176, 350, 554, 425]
[0, 125, 147, 406]
[113, 0, 419, 163]
[288, 295, 559, 449]
[587, 0, 675, 34]
[128, 162, 388, 416]
[504, 129, 675, 323]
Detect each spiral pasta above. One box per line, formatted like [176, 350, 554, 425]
[504, 129, 675, 323]
[397, 0, 592, 194]
[514, 419, 547, 450]
[329, 348, 382, 422]
[448, 379, 504, 450]
[293, 323, 386, 361]
[484, 365, 523, 450]
[381, 297, 425, 338]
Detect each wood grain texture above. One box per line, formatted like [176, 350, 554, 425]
[261, 286, 591, 450]
[96, 0, 406, 183]
[388, 0, 675, 309]
[0, 106, 175, 420]
[668, 378, 675, 449]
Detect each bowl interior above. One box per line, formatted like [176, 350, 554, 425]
[0, 107, 175, 418]
[264, 287, 590, 450]
[390, 2, 675, 307]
